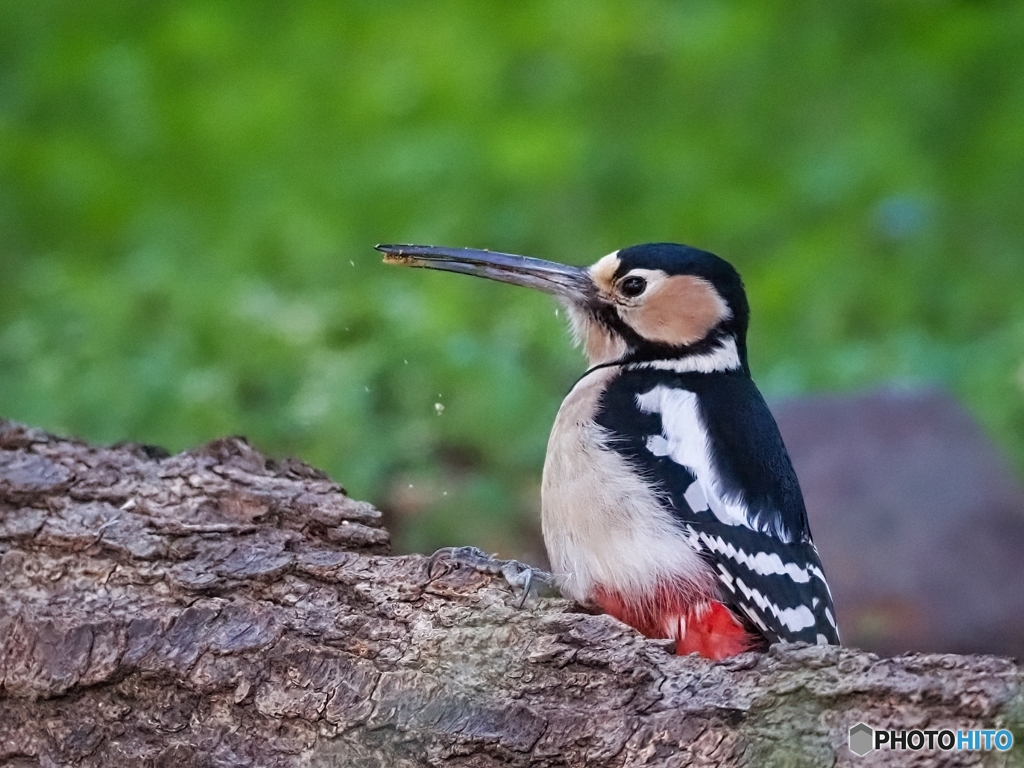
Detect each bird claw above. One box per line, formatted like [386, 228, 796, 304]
[426, 545, 555, 607]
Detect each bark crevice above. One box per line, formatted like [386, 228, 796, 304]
[1, 419, 1021, 767]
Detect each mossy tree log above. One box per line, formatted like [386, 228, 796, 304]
[0, 419, 1021, 767]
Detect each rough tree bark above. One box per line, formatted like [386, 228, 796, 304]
[0, 419, 1021, 768]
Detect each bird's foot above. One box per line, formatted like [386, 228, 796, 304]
[427, 545, 557, 607]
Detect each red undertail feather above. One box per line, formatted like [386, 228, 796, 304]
[594, 583, 756, 660]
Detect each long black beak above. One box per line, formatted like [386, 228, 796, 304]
[376, 244, 591, 303]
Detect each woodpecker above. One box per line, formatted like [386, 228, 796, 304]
[378, 242, 839, 659]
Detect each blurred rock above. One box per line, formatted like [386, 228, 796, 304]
[773, 387, 1024, 658]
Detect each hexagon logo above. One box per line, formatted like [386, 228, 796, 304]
[849, 723, 874, 756]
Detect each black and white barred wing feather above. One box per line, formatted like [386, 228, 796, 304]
[677, 516, 838, 645]
[599, 369, 840, 646]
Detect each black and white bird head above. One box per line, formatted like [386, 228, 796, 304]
[378, 242, 749, 373]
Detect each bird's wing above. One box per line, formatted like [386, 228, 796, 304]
[595, 368, 840, 645]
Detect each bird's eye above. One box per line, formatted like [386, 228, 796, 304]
[619, 275, 647, 298]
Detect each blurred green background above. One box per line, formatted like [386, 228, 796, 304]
[1, 1, 1022, 558]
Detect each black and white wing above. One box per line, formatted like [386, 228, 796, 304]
[595, 367, 840, 646]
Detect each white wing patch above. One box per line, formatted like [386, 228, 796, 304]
[635, 384, 836, 644]
[684, 482, 710, 514]
[636, 386, 790, 538]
